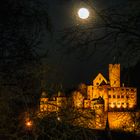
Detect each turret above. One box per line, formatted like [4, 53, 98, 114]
[56, 91, 67, 111]
[93, 97, 105, 128]
[40, 91, 48, 112]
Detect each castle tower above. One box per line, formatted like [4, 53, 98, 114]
[109, 64, 120, 87]
[87, 85, 93, 100]
[56, 91, 67, 111]
[94, 97, 105, 128]
[40, 91, 48, 112]
[72, 91, 84, 108]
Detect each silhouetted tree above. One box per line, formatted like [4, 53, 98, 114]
[0, 0, 52, 139]
[60, 0, 140, 65]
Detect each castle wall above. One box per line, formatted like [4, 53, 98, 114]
[40, 98, 48, 112]
[72, 91, 84, 108]
[108, 112, 134, 131]
[87, 85, 93, 99]
[108, 87, 137, 110]
[94, 104, 105, 128]
[39, 63, 138, 132]
[92, 87, 109, 111]
[47, 101, 57, 112]
[84, 99, 91, 108]
[57, 97, 67, 110]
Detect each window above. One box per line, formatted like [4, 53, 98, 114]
[99, 88, 103, 91]
[113, 95, 115, 98]
[131, 89, 134, 92]
[40, 101, 44, 104]
[117, 95, 120, 98]
[121, 95, 124, 98]
[108, 95, 111, 98]
[126, 95, 129, 98]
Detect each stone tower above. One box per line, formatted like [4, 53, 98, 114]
[40, 91, 48, 112]
[109, 64, 120, 87]
[56, 91, 67, 111]
[94, 97, 105, 128]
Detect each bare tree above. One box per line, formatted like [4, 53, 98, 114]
[59, 0, 140, 64]
[27, 104, 98, 140]
[0, 0, 52, 139]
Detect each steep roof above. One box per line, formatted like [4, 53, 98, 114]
[93, 73, 108, 86]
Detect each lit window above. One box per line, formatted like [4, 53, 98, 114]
[40, 101, 44, 104]
[129, 104, 133, 108]
[110, 103, 115, 108]
[117, 102, 121, 108]
[123, 103, 127, 108]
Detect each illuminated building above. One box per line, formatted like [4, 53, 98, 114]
[87, 64, 137, 111]
[39, 64, 138, 130]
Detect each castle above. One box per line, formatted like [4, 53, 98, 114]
[39, 64, 138, 131]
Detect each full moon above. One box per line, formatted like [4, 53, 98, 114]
[78, 8, 89, 19]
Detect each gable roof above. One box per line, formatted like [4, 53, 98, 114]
[93, 73, 108, 86]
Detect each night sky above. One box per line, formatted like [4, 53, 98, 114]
[0, 1, 140, 139]
[0, 0, 139, 90]
[39, 0, 140, 89]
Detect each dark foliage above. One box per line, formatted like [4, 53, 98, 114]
[0, 0, 52, 138]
